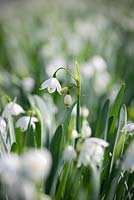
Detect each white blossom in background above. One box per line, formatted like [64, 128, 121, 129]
[89, 55, 107, 73]
[22, 77, 35, 93]
[2, 102, 25, 118]
[64, 94, 72, 106]
[45, 57, 66, 80]
[94, 71, 110, 95]
[122, 142, 134, 172]
[80, 106, 89, 119]
[81, 119, 92, 138]
[21, 149, 52, 182]
[7, 179, 36, 200]
[16, 116, 38, 132]
[122, 123, 134, 133]
[80, 55, 108, 79]
[0, 117, 7, 139]
[77, 137, 109, 167]
[0, 154, 21, 182]
[40, 77, 62, 94]
[63, 146, 77, 161]
[80, 62, 94, 79]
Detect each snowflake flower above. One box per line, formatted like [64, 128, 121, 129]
[16, 116, 38, 132]
[40, 77, 61, 94]
[2, 102, 25, 118]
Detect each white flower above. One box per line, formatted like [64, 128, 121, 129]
[89, 55, 107, 73]
[0, 154, 21, 182]
[71, 129, 78, 139]
[122, 123, 134, 133]
[77, 137, 109, 167]
[64, 94, 72, 106]
[21, 149, 52, 182]
[94, 71, 110, 94]
[81, 120, 92, 138]
[22, 77, 35, 93]
[40, 77, 62, 94]
[80, 106, 89, 119]
[0, 117, 6, 138]
[16, 116, 38, 132]
[122, 142, 134, 171]
[2, 102, 25, 118]
[63, 146, 77, 161]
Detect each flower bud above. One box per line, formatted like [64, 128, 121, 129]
[64, 94, 72, 106]
[61, 87, 69, 94]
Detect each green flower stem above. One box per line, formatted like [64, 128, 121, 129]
[53, 67, 76, 81]
[54, 65, 81, 135]
[76, 94, 80, 133]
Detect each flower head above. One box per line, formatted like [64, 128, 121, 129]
[21, 149, 52, 182]
[77, 137, 109, 167]
[40, 77, 61, 94]
[16, 116, 38, 132]
[122, 123, 134, 133]
[81, 119, 92, 138]
[63, 146, 77, 161]
[64, 94, 72, 106]
[2, 102, 25, 118]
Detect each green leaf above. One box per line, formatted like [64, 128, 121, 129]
[15, 128, 24, 154]
[0, 132, 9, 154]
[63, 101, 76, 134]
[114, 105, 127, 160]
[109, 108, 123, 175]
[75, 62, 80, 83]
[24, 117, 35, 148]
[109, 83, 125, 134]
[46, 125, 63, 194]
[10, 142, 18, 153]
[7, 115, 16, 146]
[34, 106, 43, 148]
[95, 99, 110, 140]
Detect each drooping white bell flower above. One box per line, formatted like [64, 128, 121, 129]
[77, 137, 109, 167]
[122, 123, 134, 133]
[122, 142, 134, 172]
[16, 116, 38, 132]
[64, 94, 72, 106]
[2, 102, 25, 118]
[63, 145, 77, 161]
[81, 119, 92, 138]
[0, 117, 7, 138]
[40, 77, 62, 94]
[80, 106, 89, 119]
[21, 149, 52, 182]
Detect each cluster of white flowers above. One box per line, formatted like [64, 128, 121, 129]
[0, 149, 52, 200]
[122, 123, 134, 133]
[81, 119, 92, 138]
[77, 137, 109, 167]
[81, 55, 110, 94]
